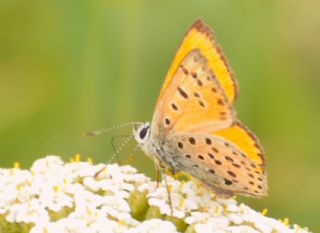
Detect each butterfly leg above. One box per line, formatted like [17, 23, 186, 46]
[155, 167, 161, 188]
[162, 169, 174, 216]
[153, 160, 168, 187]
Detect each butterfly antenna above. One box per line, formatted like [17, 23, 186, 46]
[121, 144, 140, 165]
[107, 134, 134, 164]
[94, 134, 134, 179]
[110, 134, 132, 164]
[84, 122, 143, 137]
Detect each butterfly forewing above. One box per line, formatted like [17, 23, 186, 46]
[159, 19, 238, 103]
[164, 133, 267, 197]
[151, 49, 235, 139]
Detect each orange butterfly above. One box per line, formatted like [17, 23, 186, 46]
[133, 19, 267, 197]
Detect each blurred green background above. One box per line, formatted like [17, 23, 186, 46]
[0, 0, 319, 231]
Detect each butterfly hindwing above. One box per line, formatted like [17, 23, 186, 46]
[151, 49, 235, 138]
[163, 132, 267, 197]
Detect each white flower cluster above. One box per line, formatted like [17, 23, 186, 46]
[0, 156, 311, 233]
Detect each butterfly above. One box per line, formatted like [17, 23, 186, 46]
[133, 19, 267, 198]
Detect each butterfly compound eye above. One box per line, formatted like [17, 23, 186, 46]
[139, 126, 149, 139]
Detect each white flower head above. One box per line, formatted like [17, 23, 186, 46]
[126, 219, 177, 233]
[6, 198, 49, 224]
[0, 155, 312, 233]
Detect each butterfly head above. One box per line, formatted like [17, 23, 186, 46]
[133, 122, 151, 145]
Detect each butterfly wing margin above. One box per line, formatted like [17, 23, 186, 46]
[158, 19, 238, 104]
[213, 121, 265, 169]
